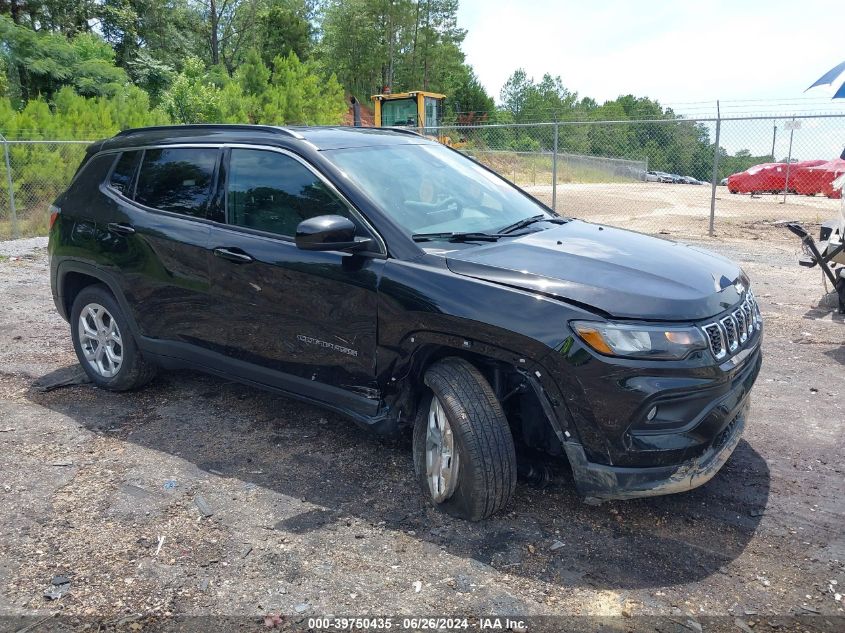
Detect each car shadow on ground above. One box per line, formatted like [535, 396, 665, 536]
[27, 366, 770, 591]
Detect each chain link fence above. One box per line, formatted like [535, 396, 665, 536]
[0, 138, 91, 239]
[2, 114, 844, 240]
[428, 114, 845, 239]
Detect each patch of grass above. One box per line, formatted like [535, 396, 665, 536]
[0, 208, 50, 240]
[467, 150, 639, 186]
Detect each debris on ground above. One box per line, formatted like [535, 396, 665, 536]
[43, 576, 71, 600]
[734, 617, 754, 633]
[264, 614, 284, 628]
[32, 365, 91, 392]
[194, 495, 213, 517]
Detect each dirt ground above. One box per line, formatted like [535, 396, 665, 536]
[526, 182, 842, 241]
[0, 217, 843, 631]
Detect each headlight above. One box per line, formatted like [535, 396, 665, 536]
[571, 320, 708, 360]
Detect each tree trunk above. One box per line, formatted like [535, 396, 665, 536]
[422, 0, 431, 90]
[385, 10, 395, 92]
[410, 0, 421, 87]
[209, 0, 220, 66]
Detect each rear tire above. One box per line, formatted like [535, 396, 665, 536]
[412, 357, 517, 521]
[70, 284, 157, 391]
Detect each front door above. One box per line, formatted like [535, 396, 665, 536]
[206, 147, 384, 415]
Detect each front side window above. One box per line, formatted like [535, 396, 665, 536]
[226, 149, 348, 237]
[135, 147, 218, 217]
[109, 151, 140, 196]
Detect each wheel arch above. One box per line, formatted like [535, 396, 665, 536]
[383, 331, 576, 456]
[56, 261, 140, 335]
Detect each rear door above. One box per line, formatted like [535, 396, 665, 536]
[99, 145, 221, 347]
[206, 146, 385, 414]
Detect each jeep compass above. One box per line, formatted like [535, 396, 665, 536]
[48, 125, 762, 520]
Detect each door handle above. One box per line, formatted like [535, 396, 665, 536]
[213, 247, 254, 264]
[107, 222, 135, 236]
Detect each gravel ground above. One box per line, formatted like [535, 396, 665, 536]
[0, 229, 843, 631]
[526, 182, 842, 241]
[0, 236, 48, 258]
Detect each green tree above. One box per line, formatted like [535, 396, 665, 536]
[161, 56, 223, 122]
[256, 0, 313, 67]
[0, 16, 130, 103]
[2, 0, 98, 35]
[499, 69, 531, 122]
[261, 52, 346, 124]
[100, 0, 205, 74]
[448, 65, 494, 123]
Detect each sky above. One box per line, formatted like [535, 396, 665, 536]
[456, 0, 845, 159]
[457, 0, 844, 116]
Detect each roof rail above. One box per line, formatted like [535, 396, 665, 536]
[114, 124, 303, 139]
[383, 126, 425, 137]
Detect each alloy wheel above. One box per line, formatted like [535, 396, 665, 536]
[77, 303, 123, 378]
[425, 395, 460, 502]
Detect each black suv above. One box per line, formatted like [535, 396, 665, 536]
[49, 125, 762, 520]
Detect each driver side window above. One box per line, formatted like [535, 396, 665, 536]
[226, 148, 349, 237]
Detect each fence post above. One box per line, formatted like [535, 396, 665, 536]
[708, 101, 721, 237]
[781, 116, 795, 204]
[1, 134, 18, 239]
[552, 121, 559, 211]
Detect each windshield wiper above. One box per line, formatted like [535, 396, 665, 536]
[412, 231, 504, 243]
[499, 214, 566, 234]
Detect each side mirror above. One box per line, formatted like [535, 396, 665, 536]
[295, 215, 372, 252]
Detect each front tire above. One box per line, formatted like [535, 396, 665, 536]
[70, 284, 157, 391]
[412, 358, 517, 520]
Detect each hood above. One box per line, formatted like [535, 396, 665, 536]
[444, 221, 747, 321]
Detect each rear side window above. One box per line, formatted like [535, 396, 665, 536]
[109, 151, 139, 196]
[135, 147, 218, 217]
[226, 148, 348, 237]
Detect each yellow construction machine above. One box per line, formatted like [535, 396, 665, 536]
[371, 90, 445, 129]
[370, 90, 463, 146]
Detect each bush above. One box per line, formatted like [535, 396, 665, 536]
[0, 87, 168, 237]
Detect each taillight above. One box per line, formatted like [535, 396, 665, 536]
[49, 204, 60, 230]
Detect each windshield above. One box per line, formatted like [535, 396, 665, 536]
[323, 143, 552, 237]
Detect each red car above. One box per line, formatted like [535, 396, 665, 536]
[792, 159, 845, 198]
[727, 160, 826, 194]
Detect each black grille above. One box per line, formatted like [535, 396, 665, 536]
[742, 301, 754, 331]
[733, 308, 747, 342]
[704, 324, 724, 358]
[721, 316, 738, 351]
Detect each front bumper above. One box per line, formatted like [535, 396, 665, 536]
[563, 398, 748, 501]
